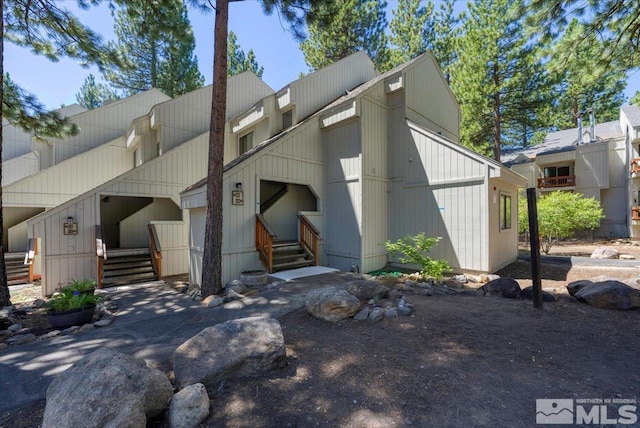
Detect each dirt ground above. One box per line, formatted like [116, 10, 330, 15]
[3, 240, 640, 427]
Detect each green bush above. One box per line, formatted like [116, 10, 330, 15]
[63, 278, 96, 293]
[46, 287, 101, 313]
[385, 233, 451, 279]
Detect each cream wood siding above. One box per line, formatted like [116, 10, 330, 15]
[488, 179, 520, 272]
[285, 51, 376, 121]
[2, 122, 35, 161]
[157, 73, 274, 154]
[389, 124, 490, 272]
[46, 89, 169, 166]
[576, 141, 609, 190]
[119, 199, 182, 248]
[3, 137, 132, 208]
[404, 55, 459, 142]
[2, 152, 40, 185]
[8, 220, 28, 253]
[510, 163, 536, 188]
[598, 139, 628, 237]
[361, 92, 389, 274]
[263, 185, 317, 241]
[325, 119, 362, 272]
[536, 151, 575, 165]
[28, 132, 210, 294]
[152, 221, 189, 276]
[188, 208, 205, 286]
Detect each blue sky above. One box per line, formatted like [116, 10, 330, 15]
[4, 1, 639, 110]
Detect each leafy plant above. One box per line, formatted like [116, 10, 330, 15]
[519, 191, 604, 254]
[46, 288, 100, 313]
[63, 279, 96, 294]
[385, 234, 451, 279]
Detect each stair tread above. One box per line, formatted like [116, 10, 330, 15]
[273, 253, 312, 263]
[272, 260, 315, 271]
[101, 273, 158, 286]
[104, 266, 155, 277]
[105, 256, 152, 264]
[104, 260, 153, 270]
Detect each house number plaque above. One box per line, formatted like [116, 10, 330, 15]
[232, 190, 244, 205]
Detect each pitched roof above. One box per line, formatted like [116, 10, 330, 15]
[622, 104, 640, 127]
[501, 120, 623, 165]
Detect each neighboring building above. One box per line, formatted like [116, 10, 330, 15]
[181, 52, 526, 287]
[502, 105, 640, 238]
[27, 72, 276, 295]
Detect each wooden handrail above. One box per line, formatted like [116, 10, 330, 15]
[298, 215, 322, 266]
[633, 206, 640, 221]
[256, 214, 276, 273]
[148, 224, 163, 280]
[632, 158, 640, 174]
[95, 226, 107, 288]
[537, 175, 576, 188]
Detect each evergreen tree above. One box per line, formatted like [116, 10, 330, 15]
[299, 0, 389, 71]
[387, 0, 430, 69]
[451, 0, 549, 158]
[75, 74, 120, 110]
[632, 91, 640, 107]
[427, 0, 460, 80]
[227, 31, 264, 78]
[546, 19, 627, 129]
[104, 0, 204, 97]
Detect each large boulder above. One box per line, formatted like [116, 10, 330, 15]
[574, 280, 640, 310]
[168, 383, 210, 428]
[42, 347, 173, 428]
[520, 286, 556, 302]
[173, 317, 286, 390]
[343, 280, 389, 300]
[477, 278, 521, 299]
[567, 280, 594, 296]
[591, 246, 620, 259]
[304, 286, 361, 322]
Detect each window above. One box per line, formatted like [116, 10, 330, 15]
[282, 109, 293, 129]
[239, 131, 254, 155]
[544, 165, 572, 178]
[500, 193, 512, 230]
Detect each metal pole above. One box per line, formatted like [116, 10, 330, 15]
[526, 188, 543, 309]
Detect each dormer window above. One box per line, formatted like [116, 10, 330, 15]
[239, 131, 254, 155]
[283, 109, 293, 129]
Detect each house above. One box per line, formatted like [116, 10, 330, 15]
[502, 104, 640, 238]
[26, 72, 276, 295]
[181, 52, 526, 287]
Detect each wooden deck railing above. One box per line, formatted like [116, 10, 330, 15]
[537, 175, 576, 188]
[256, 214, 277, 272]
[95, 226, 107, 288]
[148, 224, 163, 280]
[633, 207, 640, 221]
[23, 238, 37, 283]
[299, 215, 321, 266]
[631, 158, 640, 174]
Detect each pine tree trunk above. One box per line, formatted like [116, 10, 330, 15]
[0, 0, 11, 308]
[201, 0, 228, 298]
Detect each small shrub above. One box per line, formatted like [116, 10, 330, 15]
[63, 278, 96, 293]
[385, 234, 451, 279]
[46, 288, 101, 313]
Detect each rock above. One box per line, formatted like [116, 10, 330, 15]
[626, 277, 640, 289]
[343, 280, 389, 300]
[202, 296, 224, 308]
[444, 279, 462, 289]
[574, 281, 640, 310]
[0, 343, 7, 350]
[226, 289, 246, 300]
[6, 333, 36, 345]
[32, 299, 46, 308]
[486, 274, 500, 281]
[304, 287, 361, 322]
[8, 323, 22, 333]
[388, 289, 403, 300]
[478, 278, 521, 299]
[225, 279, 249, 295]
[62, 326, 80, 335]
[384, 308, 398, 318]
[520, 286, 556, 302]
[404, 280, 417, 288]
[591, 246, 620, 259]
[353, 308, 370, 321]
[39, 330, 61, 340]
[453, 275, 468, 284]
[430, 286, 448, 296]
[397, 296, 414, 315]
[567, 280, 594, 296]
[168, 383, 210, 428]
[368, 307, 384, 322]
[94, 317, 115, 327]
[79, 324, 95, 333]
[42, 347, 173, 428]
[620, 254, 636, 260]
[173, 317, 286, 390]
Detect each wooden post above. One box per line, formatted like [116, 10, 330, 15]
[526, 188, 543, 309]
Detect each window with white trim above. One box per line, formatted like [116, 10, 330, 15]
[282, 109, 293, 129]
[239, 131, 254, 155]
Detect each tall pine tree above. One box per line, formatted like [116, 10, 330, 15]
[426, 0, 460, 81]
[451, 0, 549, 158]
[104, 0, 204, 97]
[386, 0, 430, 69]
[227, 31, 264, 78]
[545, 19, 627, 129]
[76, 74, 120, 110]
[299, 0, 389, 71]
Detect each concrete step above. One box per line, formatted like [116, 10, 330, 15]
[272, 259, 315, 272]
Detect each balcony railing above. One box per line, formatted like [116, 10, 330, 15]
[633, 207, 640, 221]
[631, 158, 640, 174]
[537, 175, 576, 189]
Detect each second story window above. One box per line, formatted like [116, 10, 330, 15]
[282, 109, 293, 129]
[239, 131, 254, 155]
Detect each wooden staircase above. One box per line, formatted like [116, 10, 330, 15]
[6, 253, 31, 285]
[101, 249, 157, 287]
[271, 241, 315, 272]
